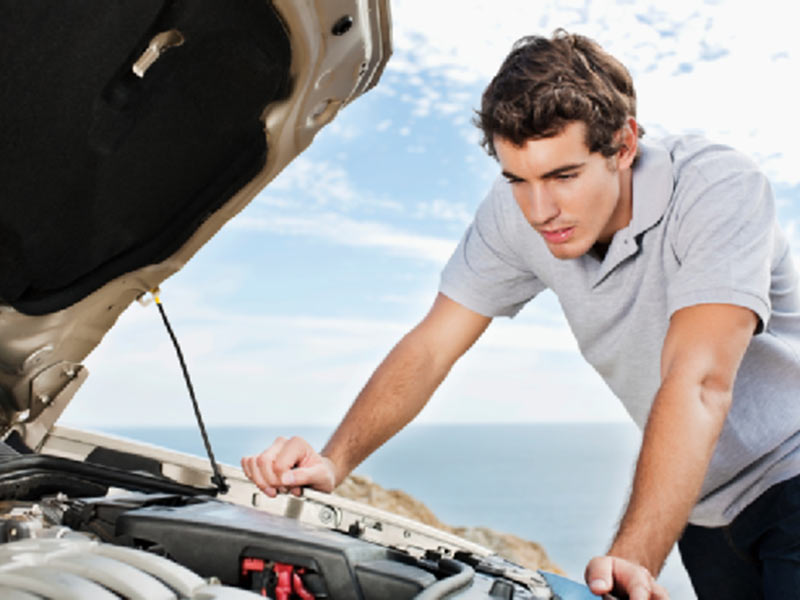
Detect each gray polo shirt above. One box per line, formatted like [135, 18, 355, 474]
[440, 135, 800, 527]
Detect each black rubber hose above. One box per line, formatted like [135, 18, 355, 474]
[414, 558, 475, 600]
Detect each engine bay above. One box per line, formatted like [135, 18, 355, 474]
[0, 444, 558, 599]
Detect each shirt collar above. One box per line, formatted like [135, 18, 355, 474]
[629, 138, 675, 237]
[588, 138, 675, 287]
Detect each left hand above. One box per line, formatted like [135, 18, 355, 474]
[241, 436, 337, 497]
[584, 556, 669, 599]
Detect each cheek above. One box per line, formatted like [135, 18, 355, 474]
[555, 182, 591, 217]
[584, 177, 618, 217]
[601, 179, 621, 216]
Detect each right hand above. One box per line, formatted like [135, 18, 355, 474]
[241, 436, 337, 497]
[585, 556, 669, 600]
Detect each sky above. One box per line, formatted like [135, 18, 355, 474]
[62, 0, 800, 428]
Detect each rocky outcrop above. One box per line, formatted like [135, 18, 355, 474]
[334, 473, 563, 574]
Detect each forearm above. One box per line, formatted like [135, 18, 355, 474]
[242, 330, 453, 498]
[610, 377, 731, 574]
[321, 328, 455, 485]
[584, 305, 755, 598]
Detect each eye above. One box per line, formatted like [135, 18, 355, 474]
[503, 175, 524, 185]
[554, 172, 578, 181]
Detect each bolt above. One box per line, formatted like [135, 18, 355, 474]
[348, 521, 365, 537]
[332, 15, 354, 36]
[319, 505, 336, 524]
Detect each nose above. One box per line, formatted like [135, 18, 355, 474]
[521, 183, 559, 226]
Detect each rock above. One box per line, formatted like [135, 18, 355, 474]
[334, 473, 563, 574]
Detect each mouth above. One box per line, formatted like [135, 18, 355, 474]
[538, 226, 575, 244]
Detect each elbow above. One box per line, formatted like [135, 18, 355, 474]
[698, 375, 734, 422]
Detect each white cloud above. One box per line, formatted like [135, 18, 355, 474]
[384, 0, 800, 184]
[62, 287, 621, 428]
[233, 212, 457, 264]
[61, 0, 800, 433]
[413, 198, 472, 225]
[263, 156, 359, 209]
[326, 120, 361, 141]
[479, 319, 578, 353]
[259, 156, 404, 214]
[374, 83, 398, 97]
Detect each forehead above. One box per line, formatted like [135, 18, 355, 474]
[494, 121, 592, 174]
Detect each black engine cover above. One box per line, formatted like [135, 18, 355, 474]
[117, 498, 437, 600]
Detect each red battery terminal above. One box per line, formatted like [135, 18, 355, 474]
[273, 562, 316, 600]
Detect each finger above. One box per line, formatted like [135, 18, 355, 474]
[281, 463, 335, 493]
[262, 436, 288, 468]
[255, 437, 288, 488]
[274, 436, 314, 474]
[629, 583, 651, 600]
[241, 455, 257, 484]
[611, 561, 657, 600]
[585, 556, 614, 594]
[653, 582, 670, 600]
[242, 455, 276, 497]
[248, 436, 289, 495]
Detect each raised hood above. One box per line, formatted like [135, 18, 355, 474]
[0, 0, 392, 448]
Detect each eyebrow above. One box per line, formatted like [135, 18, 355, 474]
[502, 162, 585, 181]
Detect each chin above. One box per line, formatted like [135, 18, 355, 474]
[546, 239, 592, 260]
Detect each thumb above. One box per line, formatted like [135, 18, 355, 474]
[585, 556, 614, 594]
[281, 463, 335, 492]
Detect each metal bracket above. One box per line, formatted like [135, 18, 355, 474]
[19, 363, 89, 451]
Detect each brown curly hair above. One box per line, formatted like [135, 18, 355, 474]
[476, 30, 644, 159]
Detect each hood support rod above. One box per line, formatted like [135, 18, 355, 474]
[153, 290, 229, 494]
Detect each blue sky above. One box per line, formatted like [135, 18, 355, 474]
[63, 0, 800, 427]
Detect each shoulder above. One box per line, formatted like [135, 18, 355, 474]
[654, 136, 776, 267]
[660, 134, 763, 187]
[477, 175, 516, 220]
[654, 135, 773, 220]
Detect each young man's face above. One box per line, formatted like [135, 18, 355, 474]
[494, 120, 636, 260]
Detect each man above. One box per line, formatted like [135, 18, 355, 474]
[242, 31, 800, 599]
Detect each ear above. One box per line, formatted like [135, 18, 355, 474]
[616, 116, 639, 170]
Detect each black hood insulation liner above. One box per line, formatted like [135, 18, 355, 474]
[0, 0, 292, 315]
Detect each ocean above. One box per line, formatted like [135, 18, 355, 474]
[103, 423, 696, 599]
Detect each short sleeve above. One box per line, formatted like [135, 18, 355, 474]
[439, 178, 545, 317]
[667, 160, 775, 332]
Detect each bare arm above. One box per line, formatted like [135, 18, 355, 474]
[321, 292, 491, 484]
[242, 293, 491, 495]
[586, 303, 757, 599]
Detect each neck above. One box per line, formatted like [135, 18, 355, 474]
[599, 167, 634, 244]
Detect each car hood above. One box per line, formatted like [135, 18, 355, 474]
[0, 0, 392, 449]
